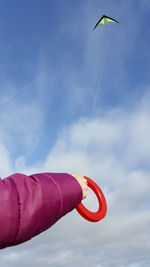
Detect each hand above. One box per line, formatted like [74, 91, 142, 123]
[71, 174, 88, 200]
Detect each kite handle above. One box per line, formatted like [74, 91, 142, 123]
[76, 176, 107, 222]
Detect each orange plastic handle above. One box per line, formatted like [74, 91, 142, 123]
[76, 176, 107, 222]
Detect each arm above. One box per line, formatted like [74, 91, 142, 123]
[0, 172, 83, 249]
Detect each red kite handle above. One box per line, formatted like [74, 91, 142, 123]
[76, 176, 107, 222]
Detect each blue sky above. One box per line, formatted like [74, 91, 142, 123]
[0, 0, 150, 266]
[0, 0, 149, 165]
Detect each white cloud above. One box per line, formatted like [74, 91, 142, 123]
[0, 141, 12, 177]
[0, 93, 148, 266]
[0, 93, 45, 168]
[1, 76, 150, 267]
[0, 1, 150, 266]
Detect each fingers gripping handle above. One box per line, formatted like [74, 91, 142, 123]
[76, 176, 107, 222]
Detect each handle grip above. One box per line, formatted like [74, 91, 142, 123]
[76, 176, 107, 222]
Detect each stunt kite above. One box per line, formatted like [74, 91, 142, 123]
[93, 15, 119, 30]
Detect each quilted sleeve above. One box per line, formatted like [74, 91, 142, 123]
[0, 172, 83, 249]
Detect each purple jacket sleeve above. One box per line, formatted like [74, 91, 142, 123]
[0, 172, 83, 249]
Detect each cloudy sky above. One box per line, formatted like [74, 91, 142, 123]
[0, 0, 150, 266]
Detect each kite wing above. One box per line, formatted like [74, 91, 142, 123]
[93, 15, 119, 30]
[93, 17, 103, 31]
[105, 16, 119, 24]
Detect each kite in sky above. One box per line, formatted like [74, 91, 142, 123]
[93, 15, 119, 30]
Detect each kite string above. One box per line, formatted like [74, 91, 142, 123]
[0, 42, 84, 107]
[83, 28, 110, 153]
[90, 29, 110, 120]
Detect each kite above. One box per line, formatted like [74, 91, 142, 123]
[93, 15, 119, 30]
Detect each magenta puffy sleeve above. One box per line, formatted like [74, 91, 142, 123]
[0, 172, 83, 249]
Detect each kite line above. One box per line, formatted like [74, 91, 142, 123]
[0, 42, 84, 107]
[88, 14, 119, 121]
[0, 16, 118, 110]
[90, 28, 110, 120]
[83, 27, 110, 153]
